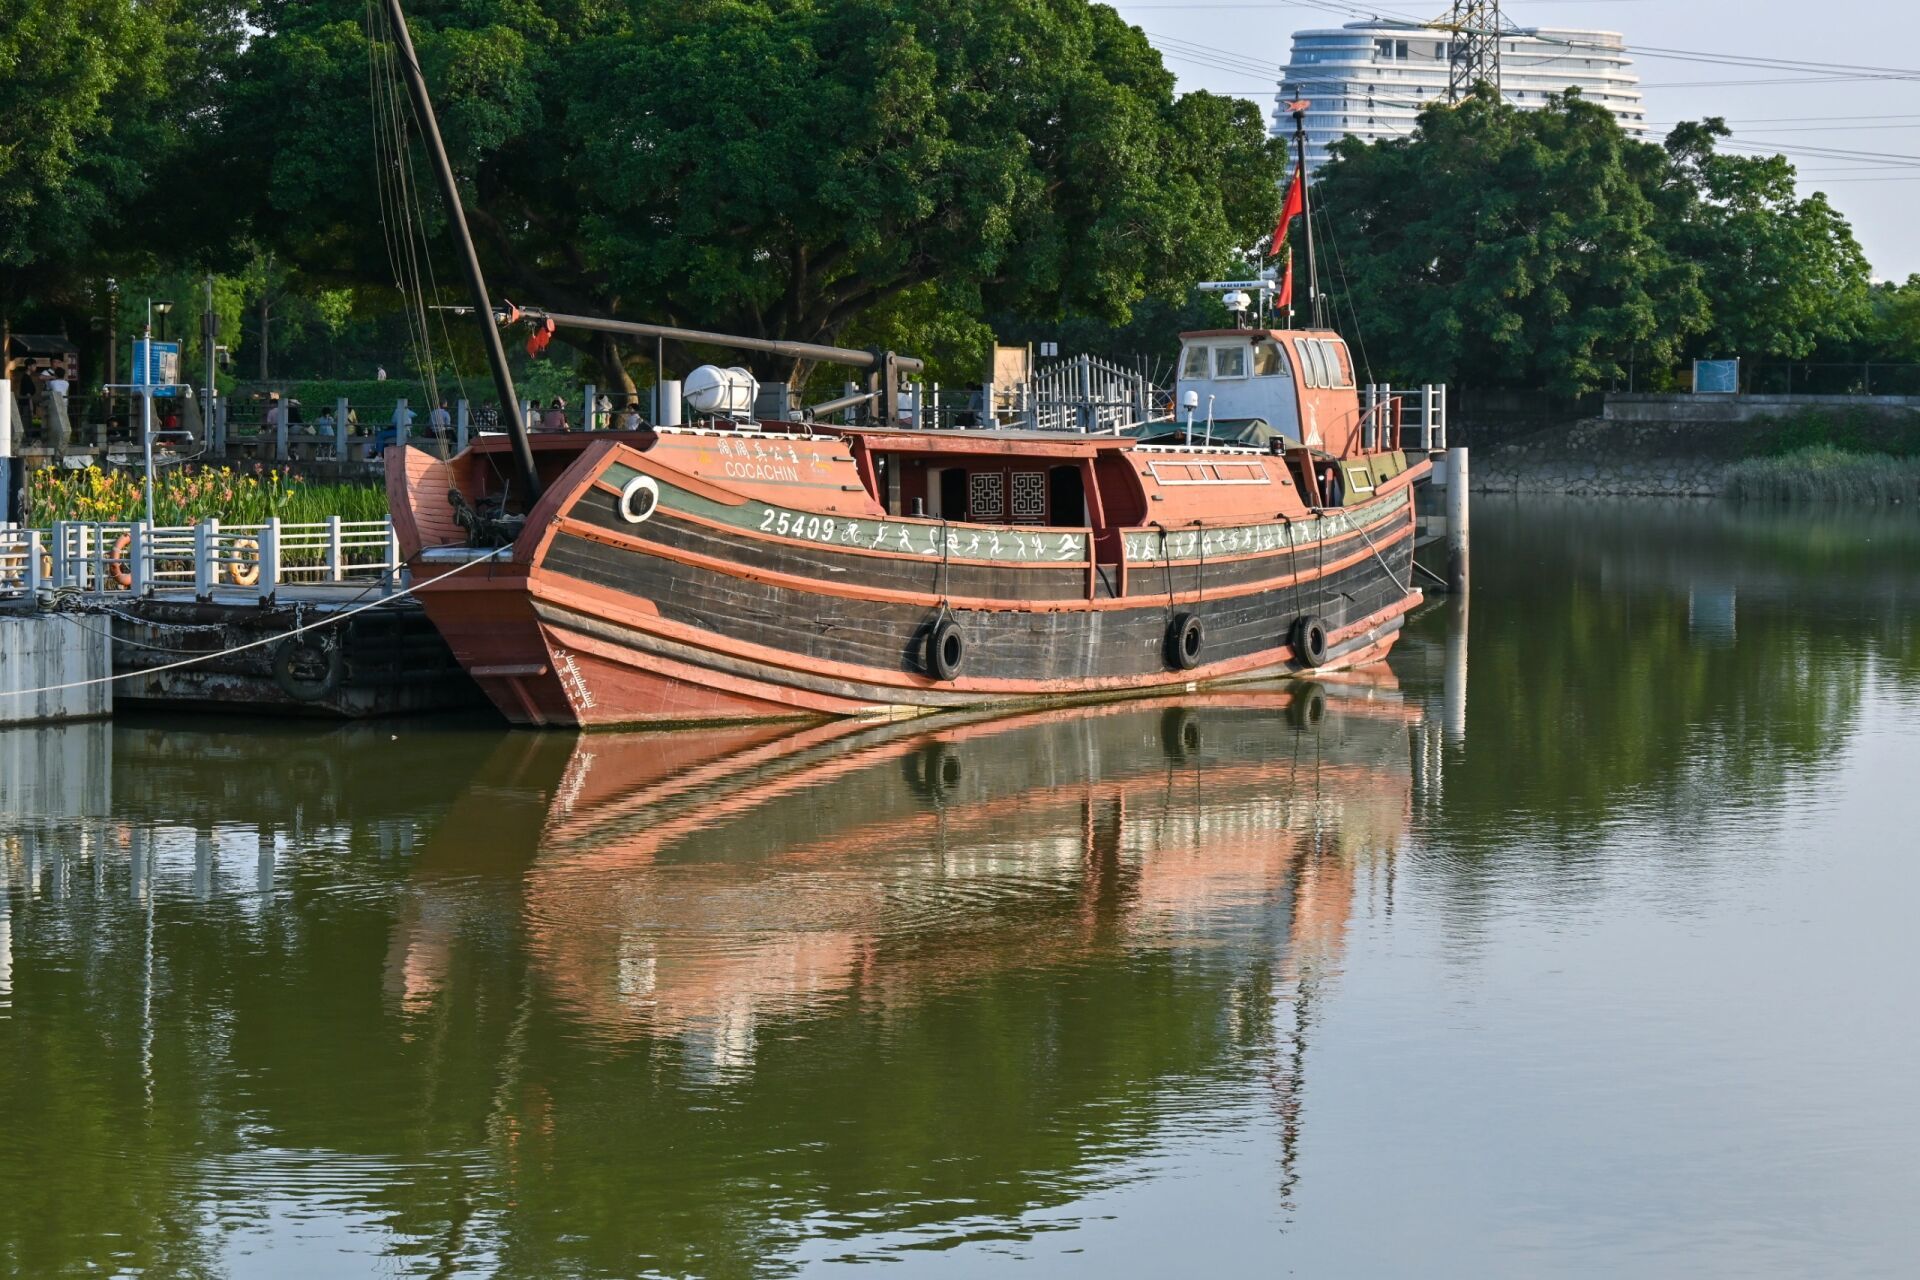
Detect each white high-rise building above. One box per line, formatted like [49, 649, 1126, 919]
[1274, 24, 1648, 170]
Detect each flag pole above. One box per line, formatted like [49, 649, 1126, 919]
[1291, 101, 1320, 329]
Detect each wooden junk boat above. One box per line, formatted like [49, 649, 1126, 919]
[388, 321, 1430, 728]
[378, 19, 1433, 727]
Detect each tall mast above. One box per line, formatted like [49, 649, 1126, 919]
[1291, 103, 1321, 329]
[381, 0, 541, 501]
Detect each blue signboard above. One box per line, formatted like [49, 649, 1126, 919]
[132, 338, 182, 396]
[1693, 359, 1739, 395]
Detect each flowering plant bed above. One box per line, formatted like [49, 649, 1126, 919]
[22, 464, 387, 527]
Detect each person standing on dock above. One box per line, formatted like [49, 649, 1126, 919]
[430, 400, 451, 439]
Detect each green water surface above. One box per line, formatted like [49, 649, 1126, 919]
[2, 497, 1917, 1277]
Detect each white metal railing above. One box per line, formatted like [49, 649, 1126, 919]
[1022, 354, 1160, 433]
[25, 517, 403, 598]
[1362, 383, 1448, 452]
[0, 525, 47, 598]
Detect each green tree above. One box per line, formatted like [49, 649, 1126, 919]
[1864, 276, 1920, 366]
[0, 1, 249, 360]
[231, 0, 1285, 393]
[1663, 118, 1872, 365]
[1312, 88, 1707, 395]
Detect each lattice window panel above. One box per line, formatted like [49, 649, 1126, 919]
[1011, 471, 1047, 524]
[969, 471, 1006, 520]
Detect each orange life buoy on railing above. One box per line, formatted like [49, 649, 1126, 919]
[228, 537, 261, 587]
[109, 533, 134, 588]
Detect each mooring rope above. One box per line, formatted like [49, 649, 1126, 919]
[1353, 512, 1411, 595]
[0, 545, 510, 703]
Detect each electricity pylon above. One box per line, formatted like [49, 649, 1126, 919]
[1444, 0, 1503, 102]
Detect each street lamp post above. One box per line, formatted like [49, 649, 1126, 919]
[154, 301, 174, 345]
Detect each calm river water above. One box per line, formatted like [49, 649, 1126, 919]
[3, 498, 1918, 1277]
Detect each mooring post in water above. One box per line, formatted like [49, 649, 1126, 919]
[1444, 596, 1469, 745]
[1446, 446, 1470, 596]
[256, 827, 275, 896]
[0, 384, 14, 526]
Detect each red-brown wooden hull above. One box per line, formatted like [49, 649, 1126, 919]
[396, 433, 1428, 729]
[412, 564, 1418, 729]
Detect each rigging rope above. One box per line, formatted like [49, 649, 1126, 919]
[366, 4, 438, 407]
[366, 2, 475, 461]
[1313, 202, 1375, 388]
[0, 547, 510, 704]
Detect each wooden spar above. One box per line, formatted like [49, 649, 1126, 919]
[381, 0, 542, 503]
[508, 307, 926, 377]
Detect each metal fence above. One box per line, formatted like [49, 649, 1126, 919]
[1734, 363, 1920, 398]
[0, 525, 47, 598]
[1364, 384, 1449, 451]
[2, 518, 402, 600]
[1016, 354, 1160, 433]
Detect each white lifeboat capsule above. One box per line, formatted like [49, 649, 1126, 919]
[682, 364, 760, 419]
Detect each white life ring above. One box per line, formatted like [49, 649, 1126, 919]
[618, 474, 661, 525]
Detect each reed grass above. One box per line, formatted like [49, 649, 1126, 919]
[1723, 445, 1920, 504]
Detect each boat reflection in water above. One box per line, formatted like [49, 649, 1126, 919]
[454, 688, 1421, 1075]
[1, 687, 1420, 1273]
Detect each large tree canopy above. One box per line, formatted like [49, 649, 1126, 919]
[230, 0, 1285, 392]
[1311, 90, 1877, 395]
[1, 0, 246, 346]
[1662, 118, 1872, 363]
[1313, 88, 1710, 396]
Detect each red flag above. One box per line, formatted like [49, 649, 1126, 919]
[525, 316, 556, 357]
[1269, 165, 1304, 258]
[1278, 244, 1295, 310]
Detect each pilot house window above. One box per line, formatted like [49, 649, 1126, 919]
[1295, 338, 1355, 390]
[1213, 345, 1248, 379]
[1253, 340, 1290, 378]
[1181, 345, 1209, 379]
[1299, 340, 1329, 388]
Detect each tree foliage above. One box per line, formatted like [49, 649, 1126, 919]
[229, 0, 1286, 390]
[1663, 119, 1872, 362]
[1313, 90, 1874, 394]
[1313, 89, 1707, 395]
[0, 1, 248, 340]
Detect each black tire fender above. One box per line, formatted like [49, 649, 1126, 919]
[1291, 614, 1331, 669]
[1166, 612, 1204, 671]
[926, 615, 967, 681]
[271, 636, 344, 702]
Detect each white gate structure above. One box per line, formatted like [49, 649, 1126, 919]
[1016, 354, 1163, 433]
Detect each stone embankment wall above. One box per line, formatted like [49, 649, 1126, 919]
[1467, 398, 1920, 497]
[0, 615, 112, 725]
[1472, 419, 1739, 496]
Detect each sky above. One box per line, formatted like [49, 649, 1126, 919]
[1110, 0, 1920, 279]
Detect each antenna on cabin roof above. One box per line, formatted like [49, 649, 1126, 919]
[1444, 0, 1504, 102]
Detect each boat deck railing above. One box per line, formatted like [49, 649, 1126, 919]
[1364, 384, 1448, 452]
